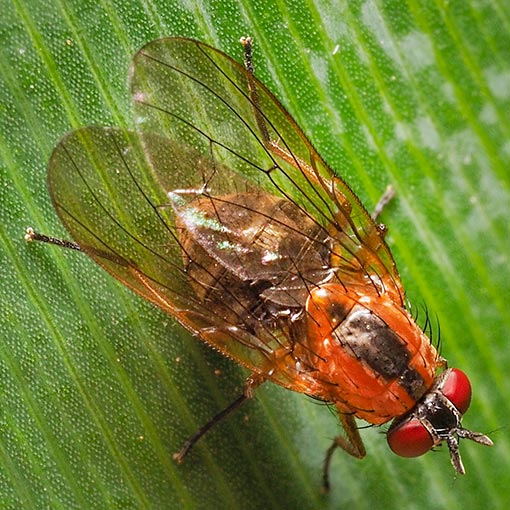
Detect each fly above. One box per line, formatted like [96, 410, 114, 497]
[27, 36, 492, 491]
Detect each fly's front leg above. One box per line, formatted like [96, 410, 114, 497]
[173, 373, 265, 463]
[322, 413, 366, 493]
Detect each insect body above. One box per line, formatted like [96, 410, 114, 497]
[33, 36, 492, 489]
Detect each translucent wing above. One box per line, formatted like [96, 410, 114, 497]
[49, 127, 301, 386]
[131, 37, 404, 304]
[48, 38, 404, 396]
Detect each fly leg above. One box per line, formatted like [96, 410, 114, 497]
[241, 38, 361, 249]
[25, 227, 129, 266]
[25, 227, 81, 251]
[356, 184, 396, 257]
[371, 185, 395, 222]
[241, 38, 396, 234]
[322, 413, 366, 493]
[240, 37, 331, 190]
[173, 373, 265, 463]
[27, 225, 265, 461]
[240, 36, 271, 146]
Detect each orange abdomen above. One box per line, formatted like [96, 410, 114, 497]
[304, 284, 439, 424]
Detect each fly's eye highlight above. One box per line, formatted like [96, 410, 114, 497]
[441, 368, 472, 415]
[387, 418, 434, 458]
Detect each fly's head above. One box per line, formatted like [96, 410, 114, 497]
[387, 368, 493, 474]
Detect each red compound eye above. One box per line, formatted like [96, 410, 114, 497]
[442, 368, 472, 414]
[387, 418, 434, 458]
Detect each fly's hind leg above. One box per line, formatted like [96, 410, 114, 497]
[25, 227, 129, 266]
[240, 36, 271, 146]
[25, 227, 81, 251]
[241, 36, 359, 256]
[173, 373, 265, 463]
[322, 413, 366, 493]
[241, 37, 396, 227]
[240, 37, 322, 183]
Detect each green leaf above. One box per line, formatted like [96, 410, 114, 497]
[1, 1, 508, 509]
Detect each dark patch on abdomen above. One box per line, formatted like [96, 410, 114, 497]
[399, 366, 427, 400]
[335, 305, 425, 399]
